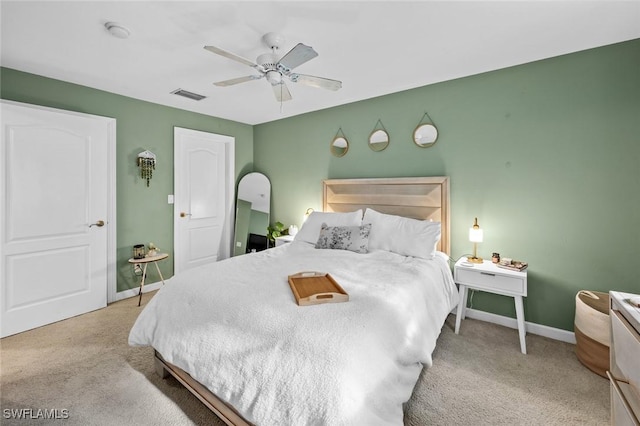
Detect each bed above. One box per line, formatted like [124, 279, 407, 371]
[129, 176, 456, 425]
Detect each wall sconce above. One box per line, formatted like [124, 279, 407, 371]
[303, 208, 314, 223]
[467, 217, 484, 263]
[137, 150, 156, 187]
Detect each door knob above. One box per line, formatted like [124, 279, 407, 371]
[180, 212, 192, 218]
[89, 220, 105, 228]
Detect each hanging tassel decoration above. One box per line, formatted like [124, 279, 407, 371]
[137, 156, 155, 187]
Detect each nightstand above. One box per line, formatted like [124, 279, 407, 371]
[454, 258, 528, 354]
[275, 235, 295, 247]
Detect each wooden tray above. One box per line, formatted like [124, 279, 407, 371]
[287, 272, 349, 306]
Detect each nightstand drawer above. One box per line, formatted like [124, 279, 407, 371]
[457, 268, 525, 295]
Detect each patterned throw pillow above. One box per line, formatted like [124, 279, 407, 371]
[315, 223, 372, 254]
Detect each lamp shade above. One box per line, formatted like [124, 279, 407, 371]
[467, 217, 483, 263]
[469, 217, 483, 242]
[469, 227, 483, 243]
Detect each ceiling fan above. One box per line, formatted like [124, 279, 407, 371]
[204, 32, 342, 102]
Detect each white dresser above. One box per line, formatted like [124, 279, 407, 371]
[608, 291, 640, 425]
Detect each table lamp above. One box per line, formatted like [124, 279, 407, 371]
[467, 217, 483, 263]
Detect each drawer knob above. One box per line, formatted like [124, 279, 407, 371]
[480, 272, 496, 277]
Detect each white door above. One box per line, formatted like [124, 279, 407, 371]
[0, 101, 114, 337]
[174, 127, 234, 273]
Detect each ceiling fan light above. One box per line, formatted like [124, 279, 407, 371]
[266, 70, 282, 85]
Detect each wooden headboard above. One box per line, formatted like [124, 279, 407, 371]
[322, 177, 450, 255]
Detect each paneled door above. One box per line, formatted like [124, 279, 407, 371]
[174, 127, 234, 273]
[1, 101, 115, 337]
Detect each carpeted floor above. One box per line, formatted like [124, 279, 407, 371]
[1, 292, 609, 425]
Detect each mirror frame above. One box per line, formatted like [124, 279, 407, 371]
[233, 172, 271, 256]
[368, 129, 390, 152]
[330, 135, 349, 157]
[413, 111, 440, 148]
[413, 123, 438, 148]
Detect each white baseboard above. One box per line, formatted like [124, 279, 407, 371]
[115, 281, 164, 302]
[461, 308, 576, 344]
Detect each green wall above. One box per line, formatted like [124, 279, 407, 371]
[248, 209, 269, 236]
[253, 39, 640, 332]
[2, 39, 638, 331]
[1, 67, 254, 292]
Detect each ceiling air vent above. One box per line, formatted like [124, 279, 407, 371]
[171, 89, 206, 101]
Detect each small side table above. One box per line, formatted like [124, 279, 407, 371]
[128, 253, 169, 306]
[454, 258, 528, 354]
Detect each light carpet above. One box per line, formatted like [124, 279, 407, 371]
[1, 292, 609, 425]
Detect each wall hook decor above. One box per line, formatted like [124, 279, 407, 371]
[330, 127, 349, 157]
[368, 119, 390, 152]
[413, 112, 439, 148]
[137, 150, 156, 187]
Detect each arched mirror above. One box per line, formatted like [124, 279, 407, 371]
[233, 172, 271, 256]
[413, 124, 438, 147]
[330, 136, 349, 157]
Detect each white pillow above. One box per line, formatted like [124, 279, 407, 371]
[294, 210, 363, 245]
[363, 208, 441, 259]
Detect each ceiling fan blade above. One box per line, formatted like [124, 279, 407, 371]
[272, 82, 292, 102]
[277, 43, 318, 72]
[204, 45, 264, 71]
[214, 75, 264, 87]
[290, 74, 342, 91]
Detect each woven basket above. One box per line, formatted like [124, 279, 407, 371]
[574, 290, 610, 378]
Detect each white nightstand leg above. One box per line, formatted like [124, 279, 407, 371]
[455, 284, 468, 334]
[461, 287, 469, 320]
[514, 296, 527, 354]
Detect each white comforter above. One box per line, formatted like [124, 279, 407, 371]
[129, 241, 458, 425]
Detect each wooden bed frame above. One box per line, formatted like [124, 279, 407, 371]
[153, 176, 450, 425]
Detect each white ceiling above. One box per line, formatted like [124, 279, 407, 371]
[2, 1, 639, 125]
